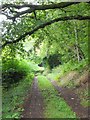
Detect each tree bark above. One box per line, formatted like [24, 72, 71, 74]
[73, 21, 85, 62]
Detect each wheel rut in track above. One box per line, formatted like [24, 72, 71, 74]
[21, 77, 44, 118]
[50, 79, 89, 118]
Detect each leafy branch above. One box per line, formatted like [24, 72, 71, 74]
[1, 2, 80, 20]
[2, 15, 90, 48]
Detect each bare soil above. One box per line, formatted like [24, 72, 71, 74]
[50, 79, 90, 119]
[21, 77, 44, 118]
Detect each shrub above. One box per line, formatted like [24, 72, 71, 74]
[2, 58, 33, 88]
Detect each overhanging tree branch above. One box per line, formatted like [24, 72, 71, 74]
[1, 15, 90, 49]
[1, 2, 80, 20]
[1, 2, 79, 9]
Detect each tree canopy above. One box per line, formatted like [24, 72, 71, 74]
[1, 0, 89, 69]
[1, 1, 90, 49]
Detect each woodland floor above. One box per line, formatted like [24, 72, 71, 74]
[21, 76, 89, 119]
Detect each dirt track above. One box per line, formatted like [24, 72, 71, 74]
[50, 80, 90, 118]
[21, 77, 44, 118]
[21, 76, 89, 119]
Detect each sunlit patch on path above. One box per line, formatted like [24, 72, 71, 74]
[21, 77, 44, 118]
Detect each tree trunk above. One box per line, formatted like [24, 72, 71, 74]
[73, 21, 85, 62]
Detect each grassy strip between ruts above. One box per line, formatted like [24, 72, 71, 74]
[2, 74, 34, 119]
[37, 75, 78, 118]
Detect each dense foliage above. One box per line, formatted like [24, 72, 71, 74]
[1, 0, 89, 103]
[1, 0, 89, 119]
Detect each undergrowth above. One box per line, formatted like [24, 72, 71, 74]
[47, 59, 88, 81]
[2, 58, 33, 88]
[2, 73, 34, 118]
[76, 87, 90, 107]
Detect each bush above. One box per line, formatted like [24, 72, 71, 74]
[2, 58, 33, 88]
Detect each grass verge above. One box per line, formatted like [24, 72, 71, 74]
[2, 74, 34, 118]
[37, 75, 77, 118]
[76, 86, 90, 107]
